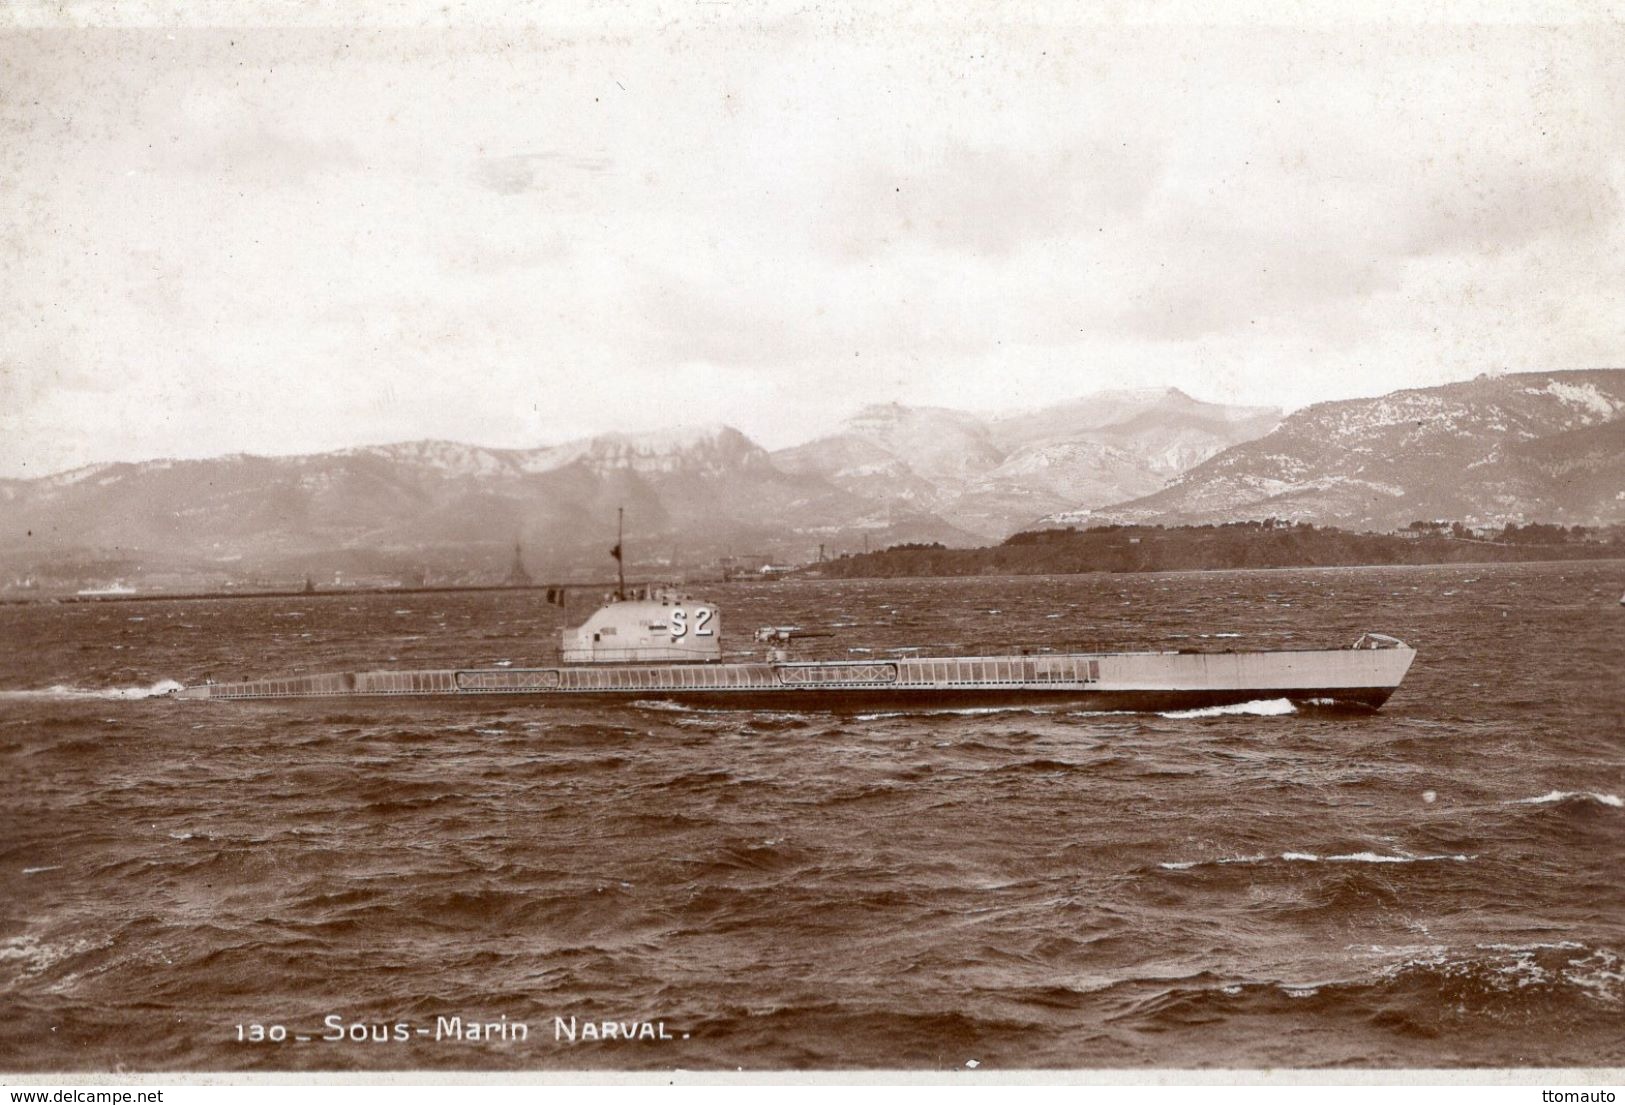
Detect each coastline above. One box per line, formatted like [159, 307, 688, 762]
[806, 524, 1625, 581]
[7, 554, 1621, 606]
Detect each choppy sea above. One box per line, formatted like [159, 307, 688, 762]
[2, 561, 1621, 1071]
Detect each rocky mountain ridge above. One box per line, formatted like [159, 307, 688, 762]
[4, 371, 1617, 586]
[772, 388, 1281, 538]
[0, 424, 941, 579]
[1064, 371, 1625, 531]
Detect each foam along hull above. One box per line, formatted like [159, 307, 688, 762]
[174, 642, 1416, 712]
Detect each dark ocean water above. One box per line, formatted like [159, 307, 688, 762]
[2, 561, 1621, 1072]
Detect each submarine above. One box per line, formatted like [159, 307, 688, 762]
[172, 587, 1415, 712]
[173, 509, 1414, 711]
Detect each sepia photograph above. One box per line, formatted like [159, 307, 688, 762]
[2, 0, 1622, 1086]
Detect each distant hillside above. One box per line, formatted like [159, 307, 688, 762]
[773, 388, 1280, 539]
[0, 426, 969, 581]
[812, 521, 1625, 579]
[7, 371, 1616, 592]
[1057, 370, 1625, 531]
[6, 386, 1274, 586]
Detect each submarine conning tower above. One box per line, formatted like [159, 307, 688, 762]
[560, 584, 722, 664]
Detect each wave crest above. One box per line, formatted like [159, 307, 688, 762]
[1108, 943, 1625, 1036]
[1159, 851, 1474, 871]
[1158, 698, 1296, 719]
[1512, 790, 1622, 808]
[0, 679, 183, 700]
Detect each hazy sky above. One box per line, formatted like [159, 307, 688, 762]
[2, 2, 1622, 477]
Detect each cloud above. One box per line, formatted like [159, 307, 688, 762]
[1397, 169, 1619, 259]
[470, 151, 612, 196]
[140, 91, 361, 184]
[825, 139, 1162, 259]
[3, 17, 1623, 477]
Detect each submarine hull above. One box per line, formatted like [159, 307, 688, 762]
[174, 644, 1415, 712]
[176, 686, 1403, 712]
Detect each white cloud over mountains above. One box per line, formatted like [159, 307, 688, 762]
[2, 10, 1621, 477]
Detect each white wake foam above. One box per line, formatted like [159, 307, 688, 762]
[1159, 698, 1297, 719]
[0, 679, 183, 700]
[1512, 790, 1623, 808]
[1315, 851, 1475, 864]
[1159, 851, 1474, 870]
[854, 706, 1051, 721]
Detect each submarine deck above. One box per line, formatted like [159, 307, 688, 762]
[175, 646, 1416, 711]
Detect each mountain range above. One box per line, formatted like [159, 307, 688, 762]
[0, 426, 888, 580]
[2, 371, 1619, 586]
[1066, 370, 1625, 532]
[771, 388, 1281, 539]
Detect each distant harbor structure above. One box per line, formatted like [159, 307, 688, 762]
[505, 541, 533, 587]
[721, 554, 797, 582]
[76, 581, 137, 597]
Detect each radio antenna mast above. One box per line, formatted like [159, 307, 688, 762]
[611, 507, 626, 599]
